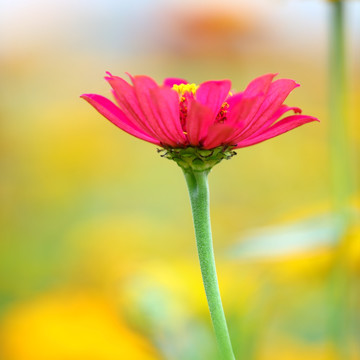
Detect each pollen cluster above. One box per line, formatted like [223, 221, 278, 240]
[179, 97, 188, 130]
[173, 83, 231, 131]
[172, 83, 199, 95]
[215, 102, 229, 123]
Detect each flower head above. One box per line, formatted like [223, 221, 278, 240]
[81, 73, 318, 170]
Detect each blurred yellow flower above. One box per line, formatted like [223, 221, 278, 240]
[259, 339, 338, 360]
[0, 292, 159, 360]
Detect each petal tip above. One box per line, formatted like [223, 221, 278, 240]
[163, 77, 188, 87]
[80, 93, 91, 99]
[125, 72, 135, 83]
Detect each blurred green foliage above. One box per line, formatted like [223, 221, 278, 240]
[0, 0, 359, 359]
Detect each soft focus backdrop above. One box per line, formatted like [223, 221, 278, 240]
[1, 0, 359, 359]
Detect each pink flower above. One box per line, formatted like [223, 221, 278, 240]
[81, 73, 318, 150]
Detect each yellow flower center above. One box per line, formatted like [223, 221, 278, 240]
[172, 83, 199, 95]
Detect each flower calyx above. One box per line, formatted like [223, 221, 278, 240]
[158, 146, 237, 172]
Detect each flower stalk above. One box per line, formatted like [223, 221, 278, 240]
[327, 2, 351, 359]
[183, 168, 235, 360]
[329, 0, 352, 217]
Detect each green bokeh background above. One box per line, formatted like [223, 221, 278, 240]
[0, 1, 359, 359]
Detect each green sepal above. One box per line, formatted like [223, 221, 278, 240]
[157, 146, 237, 172]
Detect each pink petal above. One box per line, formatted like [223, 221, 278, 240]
[226, 74, 276, 128]
[226, 92, 243, 108]
[80, 94, 161, 145]
[196, 80, 232, 117]
[242, 105, 302, 139]
[225, 96, 264, 142]
[226, 96, 258, 125]
[235, 114, 319, 148]
[202, 124, 236, 149]
[105, 74, 159, 138]
[263, 105, 302, 129]
[186, 101, 214, 146]
[236, 79, 299, 140]
[149, 86, 187, 145]
[131, 75, 179, 146]
[243, 73, 277, 97]
[163, 78, 188, 87]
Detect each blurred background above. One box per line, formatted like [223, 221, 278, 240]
[0, 0, 359, 359]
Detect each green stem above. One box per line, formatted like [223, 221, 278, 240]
[329, 0, 352, 218]
[183, 169, 235, 360]
[328, 2, 351, 358]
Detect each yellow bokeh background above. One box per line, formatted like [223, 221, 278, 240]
[0, 0, 359, 359]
